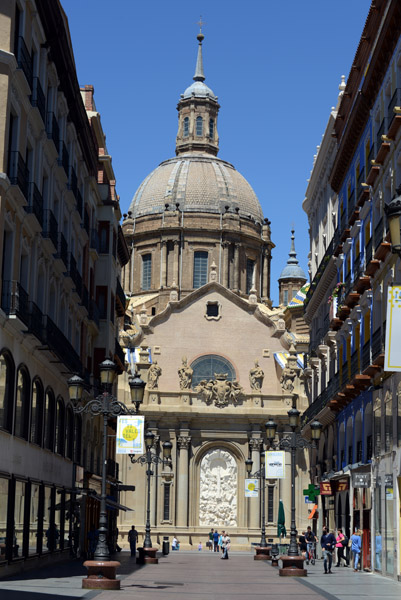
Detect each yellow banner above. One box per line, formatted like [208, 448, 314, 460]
[384, 285, 401, 371]
[116, 415, 144, 454]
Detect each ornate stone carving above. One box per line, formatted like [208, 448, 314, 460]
[249, 438, 262, 450]
[209, 260, 218, 282]
[280, 364, 297, 393]
[249, 359, 264, 391]
[147, 361, 162, 389]
[178, 356, 193, 389]
[177, 436, 191, 450]
[195, 374, 244, 408]
[199, 448, 237, 527]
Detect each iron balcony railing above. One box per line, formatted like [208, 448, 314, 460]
[374, 217, 384, 251]
[41, 209, 58, 249]
[348, 190, 356, 217]
[350, 351, 359, 378]
[8, 151, 29, 199]
[46, 112, 60, 151]
[16, 36, 32, 88]
[353, 254, 362, 282]
[376, 117, 387, 150]
[357, 167, 366, 202]
[342, 361, 349, 385]
[28, 301, 44, 342]
[371, 328, 383, 362]
[362, 340, 371, 371]
[344, 271, 352, 296]
[42, 315, 82, 375]
[388, 88, 401, 127]
[304, 236, 336, 308]
[80, 285, 89, 311]
[58, 142, 69, 178]
[340, 210, 347, 233]
[56, 232, 68, 268]
[1, 280, 29, 326]
[30, 77, 46, 124]
[365, 237, 373, 267]
[25, 182, 43, 227]
[66, 254, 82, 296]
[367, 141, 375, 168]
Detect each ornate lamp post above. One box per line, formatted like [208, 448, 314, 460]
[384, 185, 401, 256]
[265, 409, 322, 576]
[246, 453, 268, 552]
[68, 361, 145, 589]
[129, 433, 172, 563]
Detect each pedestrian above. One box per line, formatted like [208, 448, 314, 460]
[335, 528, 348, 567]
[305, 525, 317, 564]
[220, 530, 230, 559]
[172, 535, 179, 550]
[198, 541, 202, 551]
[321, 526, 336, 574]
[375, 531, 382, 570]
[299, 531, 307, 559]
[218, 532, 223, 552]
[213, 529, 219, 552]
[350, 529, 362, 572]
[207, 528, 214, 551]
[128, 525, 138, 557]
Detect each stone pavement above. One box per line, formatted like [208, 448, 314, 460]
[0, 551, 400, 600]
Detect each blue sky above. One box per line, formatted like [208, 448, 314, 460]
[62, 0, 370, 305]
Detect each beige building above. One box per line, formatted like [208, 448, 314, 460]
[117, 32, 312, 550]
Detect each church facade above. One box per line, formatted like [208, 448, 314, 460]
[117, 32, 311, 549]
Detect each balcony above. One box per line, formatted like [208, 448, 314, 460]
[42, 315, 82, 375]
[16, 37, 32, 88]
[80, 285, 89, 311]
[348, 190, 359, 225]
[58, 142, 69, 178]
[41, 209, 58, 249]
[1, 280, 29, 326]
[27, 301, 44, 342]
[24, 182, 43, 227]
[90, 229, 99, 254]
[375, 118, 390, 164]
[88, 299, 100, 328]
[387, 88, 401, 138]
[371, 326, 385, 366]
[46, 112, 60, 151]
[8, 151, 29, 200]
[366, 143, 380, 186]
[55, 232, 68, 268]
[304, 236, 336, 309]
[114, 339, 125, 372]
[350, 351, 359, 378]
[357, 168, 369, 207]
[66, 253, 82, 297]
[30, 77, 45, 124]
[116, 278, 126, 317]
[82, 209, 90, 236]
[68, 166, 78, 200]
[107, 459, 119, 479]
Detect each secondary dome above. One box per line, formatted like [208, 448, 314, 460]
[128, 153, 264, 223]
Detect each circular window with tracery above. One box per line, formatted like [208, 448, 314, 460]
[190, 355, 235, 389]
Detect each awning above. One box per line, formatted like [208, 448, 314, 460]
[308, 504, 318, 519]
[274, 352, 304, 369]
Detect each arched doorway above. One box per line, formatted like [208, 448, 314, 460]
[199, 448, 237, 527]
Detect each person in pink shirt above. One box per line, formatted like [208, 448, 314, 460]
[335, 528, 348, 567]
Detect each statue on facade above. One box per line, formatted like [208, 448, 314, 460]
[280, 364, 297, 393]
[178, 356, 193, 390]
[249, 360, 264, 391]
[147, 361, 162, 389]
[195, 375, 244, 408]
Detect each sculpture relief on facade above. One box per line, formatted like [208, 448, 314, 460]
[178, 357, 193, 389]
[195, 374, 244, 408]
[199, 449, 237, 527]
[249, 360, 264, 391]
[279, 364, 297, 393]
[147, 361, 162, 389]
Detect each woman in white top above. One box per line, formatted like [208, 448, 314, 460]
[171, 536, 179, 550]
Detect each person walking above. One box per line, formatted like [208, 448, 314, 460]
[207, 529, 214, 551]
[221, 530, 230, 559]
[321, 527, 336, 573]
[218, 532, 223, 553]
[351, 529, 362, 572]
[171, 535, 179, 550]
[128, 525, 138, 558]
[335, 528, 348, 567]
[305, 525, 317, 564]
[213, 529, 219, 552]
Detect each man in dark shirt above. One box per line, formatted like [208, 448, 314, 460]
[321, 527, 336, 573]
[213, 530, 219, 552]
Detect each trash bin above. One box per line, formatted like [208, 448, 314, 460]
[162, 536, 169, 555]
[136, 547, 145, 564]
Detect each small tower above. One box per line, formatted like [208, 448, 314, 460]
[278, 230, 307, 306]
[175, 29, 220, 156]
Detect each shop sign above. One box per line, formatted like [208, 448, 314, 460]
[353, 473, 371, 488]
[245, 479, 258, 497]
[320, 481, 332, 495]
[384, 285, 401, 371]
[336, 479, 349, 492]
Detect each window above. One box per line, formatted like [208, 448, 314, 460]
[15, 366, 30, 439]
[196, 116, 203, 136]
[44, 389, 55, 451]
[374, 397, 381, 457]
[98, 221, 109, 253]
[190, 354, 236, 388]
[163, 483, 171, 521]
[283, 290, 288, 305]
[206, 302, 219, 318]
[65, 407, 74, 460]
[385, 392, 392, 453]
[74, 414, 82, 464]
[183, 117, 189, 137]
[246, 259, 255, 294]
[29, 482, 40, 556]
[141, 253, 152, 290]
[193, 251, 208, 288]
[209, 118, 214, 138]
[14, 480, 26, 558]
[30, 378, 44, 445]
[267, 486, 274, 522]
[55, 398, 65, 456]
[0, 350, 15, 432]
[96, 286, 108, 319]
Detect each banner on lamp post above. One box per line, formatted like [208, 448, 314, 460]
[265, 451, 285, 479]
[245, 479, 259, 497]
[116, 415, 144, 454]
[384, 285, 401, 371]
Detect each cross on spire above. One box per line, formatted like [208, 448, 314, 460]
[197, 16, 206, 33]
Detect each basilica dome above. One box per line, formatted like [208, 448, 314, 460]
[128, 153, 264, 223]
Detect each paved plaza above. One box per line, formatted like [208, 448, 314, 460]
[0, 551, 400, 600]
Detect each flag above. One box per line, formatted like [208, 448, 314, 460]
[277, 499, 286, 538]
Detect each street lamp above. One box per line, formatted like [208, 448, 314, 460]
[68, 361, 145, 568]
[265, 409, 322, 576]
[384, 184, 401, 256]
[129, 435, 172, 553]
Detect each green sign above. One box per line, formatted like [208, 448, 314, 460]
[303, 484, 320, 503]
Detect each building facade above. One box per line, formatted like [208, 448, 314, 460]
[303, 0, 401, 580]
[0, 0, 128, 574]
[117, 31, 312, 550]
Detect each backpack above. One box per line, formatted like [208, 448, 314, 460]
[341, 536, 348, 546]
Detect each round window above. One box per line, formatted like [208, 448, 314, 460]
[190, 355, 235, 389]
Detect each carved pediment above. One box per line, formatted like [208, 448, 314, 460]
[195, 375, 245, 408]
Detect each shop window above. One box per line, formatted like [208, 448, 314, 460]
[30, 378, 44, 446]
[13, 480, 26, 558]
[43, 486, 55, 553]
[385, 481, 394, 574]
[14, 366, 30, 440]
[141, 254, 152, 290]
[44, 389, 55, 451]
[374, 484, 382, 571]
[0, 477, 9, 556]
[193, 251, 208, 288]
[29, 482, 40, 556]
[0, 350, 15, 432]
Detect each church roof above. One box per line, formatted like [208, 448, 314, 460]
[279, 230, 307, 281]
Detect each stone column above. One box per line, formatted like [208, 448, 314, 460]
[173, 240, 180, 287]
[222, 242, 229, 288]
[176, 435, 191, 526]
[160, 240, 167, 287]
[249, 438, 261, 529]
[234, 243, 240, 291]
[262, 250, 269, 299]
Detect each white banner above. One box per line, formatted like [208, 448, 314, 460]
[245, 479, 259, 497]
[384, 285, 401, 371]
[116, 415, 144, 454]
[265, 450, 285, 479]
